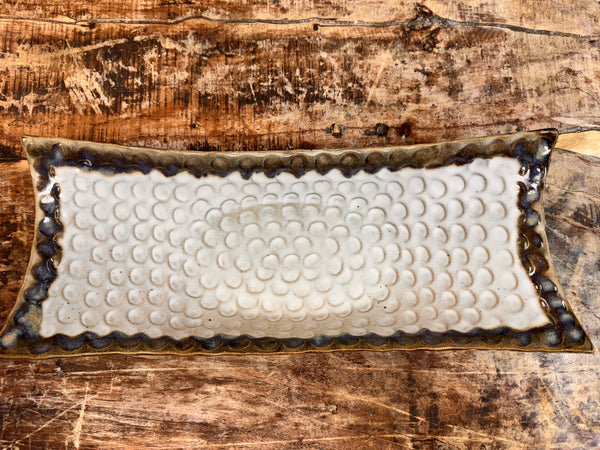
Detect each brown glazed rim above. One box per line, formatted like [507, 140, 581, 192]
[0, 129, 593, 358]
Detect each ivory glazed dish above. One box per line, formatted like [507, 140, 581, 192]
[0, 130, 592, 356]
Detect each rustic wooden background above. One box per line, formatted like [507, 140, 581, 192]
[1, 1, 600, 448]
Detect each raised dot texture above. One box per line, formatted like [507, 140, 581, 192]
[39, 159, 548, 340]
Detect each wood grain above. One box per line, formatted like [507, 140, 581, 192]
[1, 0, 599, 34]
[557, 131, 600, 158]
[0, 2, 600, 159]
[0, 161, 34, 328]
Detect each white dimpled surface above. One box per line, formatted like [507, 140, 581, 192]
[40, 158, 549, 339]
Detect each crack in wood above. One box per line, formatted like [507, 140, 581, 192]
[0, 13, 597, 40]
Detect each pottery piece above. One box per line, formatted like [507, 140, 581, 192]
[0, 130, 591, 356]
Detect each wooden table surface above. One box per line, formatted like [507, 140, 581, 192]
[1, 1, 599, 448]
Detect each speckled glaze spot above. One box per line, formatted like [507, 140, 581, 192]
[39, 158, 548, 339]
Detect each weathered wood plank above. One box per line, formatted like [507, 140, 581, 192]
[1, 0, 599, 36]
[4, 350, 598, 449]
[0, 149, 598, 448]
[0, 161, 34, 327]
[1, 9, 600, 159]
[557, 131, 600, 158]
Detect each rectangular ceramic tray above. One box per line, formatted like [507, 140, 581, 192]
[0, 130, 592, 356]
